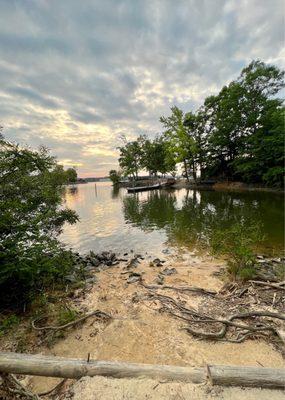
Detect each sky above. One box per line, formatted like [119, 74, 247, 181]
[0, 0, 284, 177]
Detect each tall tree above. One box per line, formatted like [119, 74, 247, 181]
[118, 139, 143, 179]
[160, 106, 196, 181]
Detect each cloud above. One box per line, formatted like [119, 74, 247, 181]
[0, 0, 284, 176]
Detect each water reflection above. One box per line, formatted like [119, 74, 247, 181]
[123, 188, 284, 253]
[61, 183, 284, 255]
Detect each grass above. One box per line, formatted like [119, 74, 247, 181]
[0, 314, 20, 337]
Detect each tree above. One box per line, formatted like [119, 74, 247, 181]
[203, 60, 284, 184]
[0, 137, 79, 305]
[65, 167, 77, 183]
[118, 140, 143, 179]
[140, 136, 176, 177]
[109, 169, 121, 185]
[160, 106, 196, 181]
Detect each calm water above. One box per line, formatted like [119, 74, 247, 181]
[61, 182, 284, 256]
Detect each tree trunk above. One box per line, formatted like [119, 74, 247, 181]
[183, 159, 189, 182]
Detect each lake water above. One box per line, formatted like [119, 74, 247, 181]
[61, 182, 284, 256]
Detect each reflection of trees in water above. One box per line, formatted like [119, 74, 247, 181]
[68, 186, 78, 195]
[123, 191, 177, 231]
[123, 189, 284, 251]
[111, 185, 120, 199]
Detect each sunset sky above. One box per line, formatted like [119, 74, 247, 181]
[0, 0, 284, 177]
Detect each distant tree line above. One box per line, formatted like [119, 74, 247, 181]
[112, 60, 284, 187]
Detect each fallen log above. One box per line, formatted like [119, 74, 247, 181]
[208, 365, 285, 389]
[0, 352, 204, 383]
[0, 352, 284, 389]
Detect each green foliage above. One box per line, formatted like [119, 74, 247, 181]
[118, 139, 143, 179]
[211, 221, 264, 280]
[160, 106, 197, 181]
[202, 60, 284, 185]
[57, 306, 78, 325]
[0, 138, 79, 306]
[109, 169, 121, 185]
[118, 135, 176, 178]
[140, 135, 176, 176]
[0, 314, 20, 336]
[65, 167, 77, 183]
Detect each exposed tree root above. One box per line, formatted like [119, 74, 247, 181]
[249, 280, 285, 291]
[146, 292, 285, 344]
[141, 282, 216, 296]
[32, 310, 112, 332]
[1, 373, 40, 399]
[37, 378, 67, 397]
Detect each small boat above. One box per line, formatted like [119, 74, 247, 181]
[127, 183, 161, 193]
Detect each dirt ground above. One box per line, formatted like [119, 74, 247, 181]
[21, 251, 284, 399]
[70, 376, 285, 400]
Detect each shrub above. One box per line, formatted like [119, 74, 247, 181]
[211, 221, 264, 281]
[0, 137, 79, 307]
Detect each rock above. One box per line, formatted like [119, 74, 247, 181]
[257, 259, 267, 264]
[257, 255, 264, 259]
[155, 274, 164, 285]
[162, 248, 170, 254]
[129, 272, 141, 277]
[127, 276, 141, 283]
[65, 274, 77, 283]
[271, 258, 282, 263]
[127, 257, 140, 269]
[123, 253, 128, 256]
[161, 267, 177, 276]
[152, 258, 164, 267]
[85, 277, 97, 284]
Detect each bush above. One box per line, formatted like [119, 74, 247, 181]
[211, 221, 264, 281]
[0, 137, 79, 307]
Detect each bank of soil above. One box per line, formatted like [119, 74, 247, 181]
[11, 250, 281, 399]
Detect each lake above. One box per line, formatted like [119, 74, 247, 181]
[61, 182, 284, 256]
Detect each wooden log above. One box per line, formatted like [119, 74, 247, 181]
[0, 352, 284, 389]
[0, 352, 204, 383]
[208, 365, 285, 389]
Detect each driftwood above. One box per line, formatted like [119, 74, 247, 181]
[207, 365, 285, 388]
[0, 352, 284, 389]
[32, 310, 111, 331]
[0, 352, 204, 383]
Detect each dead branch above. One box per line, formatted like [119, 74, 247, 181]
[249, 280, 285, 291]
